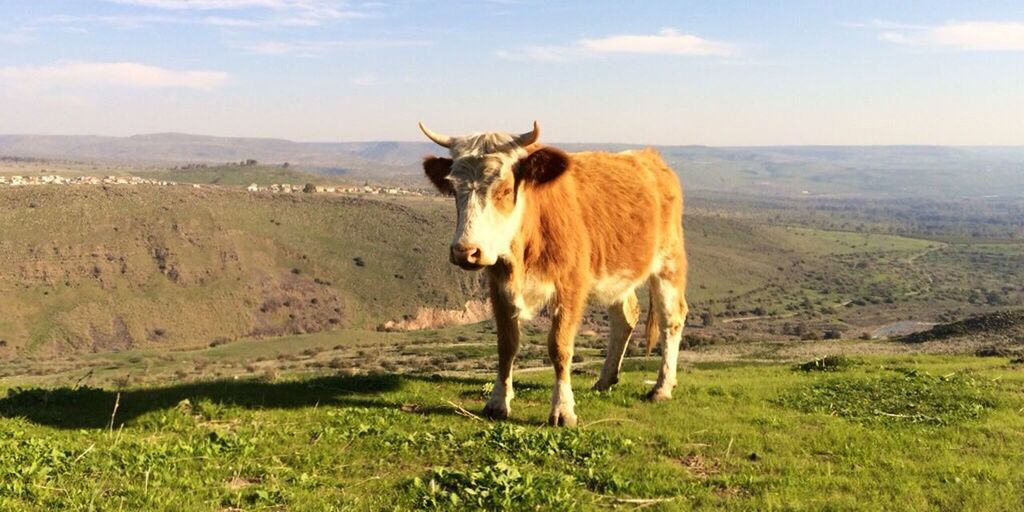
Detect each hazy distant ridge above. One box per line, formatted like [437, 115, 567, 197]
[2, 133, 1023, 197]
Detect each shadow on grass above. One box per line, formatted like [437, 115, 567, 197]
[0, 373, 544, 430]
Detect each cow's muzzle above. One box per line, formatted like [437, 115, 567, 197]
[450, 243, 485, 271]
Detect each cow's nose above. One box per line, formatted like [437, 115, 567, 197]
[450, 243, 482, 265]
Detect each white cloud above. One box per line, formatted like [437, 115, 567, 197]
[870, 20, 1024, 51]
[496, 28, 733, 62]
[350, 73, 377, 86]
[581, 28, 733, 56]
[494, 46, 582, 62]
[40, 13, 184, 29]
[0, 26, 37, 45]
[232, 38, 430, 56]
[0, 61, 229, 90]
[111, 0, 309, 9]
[107, 0, 367, 25]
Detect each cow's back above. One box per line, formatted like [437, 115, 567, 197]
[565, 148, 683, 283]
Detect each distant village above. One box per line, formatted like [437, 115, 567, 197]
[0, 175, 175, 186]
[246, 183, 422, 196]
[0, 174, 425, 196]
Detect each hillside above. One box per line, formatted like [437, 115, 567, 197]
[0, 186, 481, 355]
[901, 309, 1024, 346]
[4, 184, 1022, 357]
[132, 165, 345, 187]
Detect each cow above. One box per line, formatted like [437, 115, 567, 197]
[419, 121, 688, 427]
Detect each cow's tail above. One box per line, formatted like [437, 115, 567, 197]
[645, 292, 660, 355]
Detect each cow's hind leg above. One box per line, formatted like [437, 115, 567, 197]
[593, 292, 639, 391]
[648, 251, 689, 401]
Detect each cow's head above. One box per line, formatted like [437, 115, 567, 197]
[420, 121, 570, 270]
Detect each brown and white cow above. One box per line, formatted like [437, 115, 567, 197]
[420, 121, 688, 427]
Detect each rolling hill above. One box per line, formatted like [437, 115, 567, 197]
[7, 183, 1020, 358]
[3, 133, 1023, 196]
[0, 186, 482, 355]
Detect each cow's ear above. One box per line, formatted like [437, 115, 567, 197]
[423, 156, 454, 195]
[517, 147, 570, 186]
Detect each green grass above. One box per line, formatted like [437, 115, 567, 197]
[1, 354, 1022, 510]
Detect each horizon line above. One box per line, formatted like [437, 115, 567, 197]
[1, 131, 1022, 149]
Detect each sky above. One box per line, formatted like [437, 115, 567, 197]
[1, 0, 1023, 145]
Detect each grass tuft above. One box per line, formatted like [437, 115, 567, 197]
[781, 368, 997, 426]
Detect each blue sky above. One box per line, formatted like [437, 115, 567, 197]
[1, 0, 1023, 145]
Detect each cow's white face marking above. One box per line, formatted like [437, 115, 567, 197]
[445, 134, 529, 268]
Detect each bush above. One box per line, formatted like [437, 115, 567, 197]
[795, 355, 852, 372]
[700, 311, 715, 327]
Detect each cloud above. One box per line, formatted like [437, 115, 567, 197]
[496, 28, 734, 62]
[0, 61, 229, 90]
[106, 0, 367, 25]
[39, 13, 184, 29]
[581, 28, 733, 56]
[111, 0, 314, 9]
[350, 72, 377, 86]
[0, 26, 37, 45]
[232, 38, 430, 56]
[494, 46, 583, 62]
[868, 20, 1024, 51]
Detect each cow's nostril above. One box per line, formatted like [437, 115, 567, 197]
[451, 244, 483, 266]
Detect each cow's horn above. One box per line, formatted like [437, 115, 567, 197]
[418, 122, 452, 148]
[514, 121, 540, 146]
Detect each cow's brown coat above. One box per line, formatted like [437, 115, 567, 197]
[422, 127, 687, 426]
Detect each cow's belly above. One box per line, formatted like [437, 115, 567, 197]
[514, 275, 555, 320]
[590, 253, 664, 305]
[590, 271, 647, 305]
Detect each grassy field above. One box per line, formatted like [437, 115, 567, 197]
[1, 351, 1021, 510]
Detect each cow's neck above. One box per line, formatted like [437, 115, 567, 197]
[486, 182, 571, 319]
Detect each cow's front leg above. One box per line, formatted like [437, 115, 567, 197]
[483, 279, 520, 420]
[547, 290, 585, 427]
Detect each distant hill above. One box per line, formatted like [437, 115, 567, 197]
[2, 133, 1023, 197]
[0, 133, 420, 181]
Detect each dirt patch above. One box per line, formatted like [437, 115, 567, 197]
[871, 321, 936, 339]
[378, 300, 490, 331]
[679, 454, 721, 479]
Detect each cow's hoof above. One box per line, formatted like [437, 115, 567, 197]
[547, 408, 578, 427]
[645, 388, 673, 402]
[592, 377, 618, 392]
[482, 400, 510, 421]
